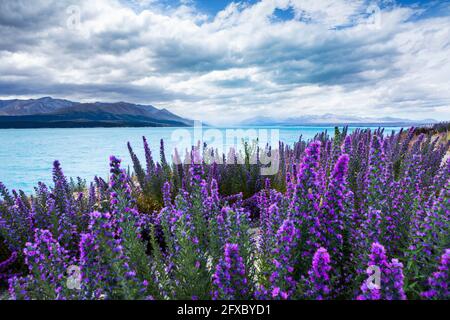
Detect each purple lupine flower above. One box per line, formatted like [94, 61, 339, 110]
[127, 142, 146, 187]
[356, 134, 405, 267]
[257, 179, 271, 228]
[295, 141, 322, 201]
[8, 275, 31, 300]
[270, 219, 300, 300]
[109, 155, 143, 231]
[143, 136, 155, 175]
[162, 181, 172, 209]
[258, 197, 285, 260]
[289, 141, 323, 275]
[285, 172, 295, 200]
[342, 135, 352, 155]
[358, 242, 406, 300]
[318, 154, 350, 261]
[389, 258, 406, 300]
[13, 229, 73, 300]
[210, 205, 252, 270]
[79, 232, 100, 295]
[0, 196, 35, 251]
[189, 148, 204, 185]
[366, 134, 388, 210]
[109, 155, 135, 209]
[408, 176, 449, 280]
[1, 123, 449, 301]
[212, 243, 249, 300]
[158, 204, 185, 280]
[79, 211, 142, 299]
[421, 249, 449, 299]
[52, 160, 70, 197]
[201, 179, 221, 221]
[304, 247, 332, 299]
[50, 161, 79, 253]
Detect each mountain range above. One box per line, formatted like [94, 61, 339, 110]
[239, 114, 437, 126]
[0, 97, 438, 128]
[0, 97, 193, 128]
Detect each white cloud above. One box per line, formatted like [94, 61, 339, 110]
[0, 0, 449, 124]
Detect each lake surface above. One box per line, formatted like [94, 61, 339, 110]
[0, 126, 402, 193]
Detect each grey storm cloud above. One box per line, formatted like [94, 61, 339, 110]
[0, 79, 199, 102]
[0, 0, 66, 29]
[0, 0, 449, 124]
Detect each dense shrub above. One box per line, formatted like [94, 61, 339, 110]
[0, 126, 448, 300]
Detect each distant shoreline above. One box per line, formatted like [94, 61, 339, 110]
[0, 116, 192, 129]
[0, 121, 434, 129]
[0, 122, 192, 129]
[206, 122, 431, 128]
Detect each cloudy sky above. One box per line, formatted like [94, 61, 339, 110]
[0, 0, 449, 124]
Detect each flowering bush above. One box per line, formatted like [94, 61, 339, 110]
[357, 242, 406, 300]
[0, 126, 449, 300]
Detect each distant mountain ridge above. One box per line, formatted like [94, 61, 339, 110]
[0, 97, 76, 116]
[0, 97, 193, 128]
[240, 113, 437, 126]
[0, 97, 438, 128]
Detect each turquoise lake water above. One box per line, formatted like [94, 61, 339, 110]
[0, 126, 402, 193]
